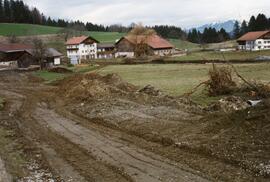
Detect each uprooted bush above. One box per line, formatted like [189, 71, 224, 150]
[207, 64, 237, 96]
[240, 81, 270, 98]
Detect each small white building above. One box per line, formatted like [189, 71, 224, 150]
[66, 36, 99, 64]
[237, 30, 270, 51]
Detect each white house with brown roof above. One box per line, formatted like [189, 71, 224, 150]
[237, 30, 270, 51]
[66, 36, 99, 64]
[115, 35, 175, 58]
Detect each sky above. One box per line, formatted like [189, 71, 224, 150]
[23, 0, 270, 28]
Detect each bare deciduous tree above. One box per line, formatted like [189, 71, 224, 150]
[60, 24, 87, 41]
[32, 38, 48, 69]
[127, 23, 157, 57]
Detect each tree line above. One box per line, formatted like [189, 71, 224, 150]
[188, 13, 270, 44]
[187, 28, 230, 44]
[233, 13, 270, 39]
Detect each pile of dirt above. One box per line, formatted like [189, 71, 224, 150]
[57, 73, 201, 111]
[199, 101, 270, 177]
[49, 67, 73, 74]
[207, 96, 250, 113]
[58, 73, 138, 102]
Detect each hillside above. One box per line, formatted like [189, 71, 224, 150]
[169, 39, 200, 50]
[0, 23, 125, 42]
[0, 23, 236, 51]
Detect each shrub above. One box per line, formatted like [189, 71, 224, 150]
[207, 64, 236, 96]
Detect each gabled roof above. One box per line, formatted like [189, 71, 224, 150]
[0, 43, 33, 53]
[26, 48, 63, 58]
[237, 30, 270, 41]
[117, 35, 174, 49]
[66, 35, 99, 45]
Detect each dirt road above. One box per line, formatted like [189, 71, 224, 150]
[34, 107, 207, 182]
[0, 71, 210, 181]
[0, 158, 12, 182]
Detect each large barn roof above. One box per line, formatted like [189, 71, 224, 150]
[237, 30, 270, 41]
[118, 35, 174, 49]
[0, 43, 33, 53]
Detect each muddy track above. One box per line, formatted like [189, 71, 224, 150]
[0, 72, 210, 181]
[33, 106, 209, 182]
[0, 158, 12, 182]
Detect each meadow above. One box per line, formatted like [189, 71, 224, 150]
[0, 23, 125, 43]
[97, 63, 270, 104]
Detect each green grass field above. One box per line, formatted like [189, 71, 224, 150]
[0, 23, 125, 43]
[170, 49, 270, 61]
[32, 65, 100, 83]
[0, 23, 62, 36]
[98, 63, 270, 104]
[169, 39, 201, 50]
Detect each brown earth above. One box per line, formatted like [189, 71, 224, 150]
[0, 71, 269, 181]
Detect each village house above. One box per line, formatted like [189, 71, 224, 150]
[237, 30, 270, 51]
[66, 35, 99, 64]
[115, 35, 175, 58]
[97, 43, 115, 59]
[0, 43, 63, 68]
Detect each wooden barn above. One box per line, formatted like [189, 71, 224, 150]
[0, 43, 63, 68]
[115, 35, 175, 58]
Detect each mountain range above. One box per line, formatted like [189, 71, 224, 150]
[191, 20, 236, 33]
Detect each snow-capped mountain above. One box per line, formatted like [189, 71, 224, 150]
[192, 20, 236, 33]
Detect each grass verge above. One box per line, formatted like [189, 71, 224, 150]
[32, 65, 101, 83]
[169, 50, 270, 61]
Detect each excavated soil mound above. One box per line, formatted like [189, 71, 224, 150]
[58, 73, 138, 102]
[57, 73, 201, 111]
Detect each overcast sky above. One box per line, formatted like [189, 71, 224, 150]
[23, 0, 269, 28]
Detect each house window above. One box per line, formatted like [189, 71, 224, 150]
[258, 46, 261, 49]
[258, 41, 262, 44]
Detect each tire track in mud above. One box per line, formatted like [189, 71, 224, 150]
[0, 158, 12, 182]
[18, 100, 131, 182]
[34, 107, 210, 182]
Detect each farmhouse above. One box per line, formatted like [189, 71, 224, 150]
[66, 35, 99, 64]
[97, 43, 115, 59]
[0, 43, 63, 68]
[237, 30, 270, 51]
[115, 35, 175, 58]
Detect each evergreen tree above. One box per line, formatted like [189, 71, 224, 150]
[255, 13, 268, 30]
[0, 0, 3, 22]
[248, 16, 256, 31]
[240, 20, 248, 35]
[3, 0, 11, 22]
[233, 21, 241, 39]
[218, 28, 230, 41]
[187, 29, 200, 43]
